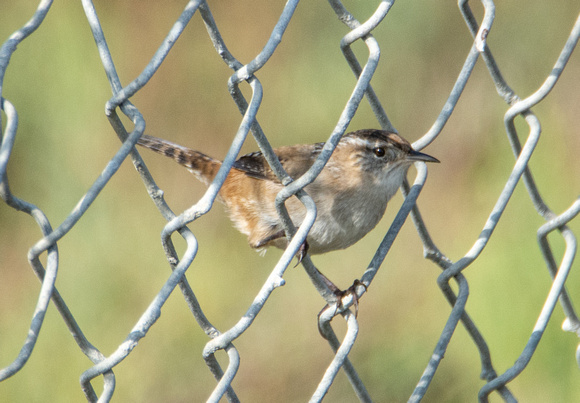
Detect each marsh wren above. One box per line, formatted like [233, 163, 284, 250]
[136, 129, 439, 258]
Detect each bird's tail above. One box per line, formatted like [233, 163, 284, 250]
[136, 134, 221, 185]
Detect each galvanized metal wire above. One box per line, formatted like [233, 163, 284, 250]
[1, 1, 579, 402]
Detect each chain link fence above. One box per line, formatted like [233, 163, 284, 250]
[1, 1, 579, 401]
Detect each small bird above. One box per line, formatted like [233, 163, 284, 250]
[136, 129, 438, 259]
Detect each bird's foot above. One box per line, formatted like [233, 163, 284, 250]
[324, 279, 367, 318]
[294, 240, 309, 267]
[317, 278, 367, 337]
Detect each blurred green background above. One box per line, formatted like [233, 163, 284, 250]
[1, 1, 579, 402]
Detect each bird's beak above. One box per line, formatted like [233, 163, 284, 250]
[407, 149, 440, 163]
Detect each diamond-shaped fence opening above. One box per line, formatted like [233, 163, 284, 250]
[1, 1, 579, 402]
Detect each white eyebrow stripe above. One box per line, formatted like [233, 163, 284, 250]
[342, 136, 384, 149]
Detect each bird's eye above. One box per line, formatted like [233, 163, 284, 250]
[373, 147, 386, 157]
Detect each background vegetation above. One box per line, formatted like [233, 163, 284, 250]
[1, 1, 579, 401]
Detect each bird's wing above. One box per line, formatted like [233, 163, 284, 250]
[233, 143, 323, 182]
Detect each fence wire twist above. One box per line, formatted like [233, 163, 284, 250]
[1, 1, 579, 402]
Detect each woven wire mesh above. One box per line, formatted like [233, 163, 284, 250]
[1, 1, 579, 401]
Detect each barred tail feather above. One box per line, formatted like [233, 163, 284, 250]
[136, 134, 221, 185]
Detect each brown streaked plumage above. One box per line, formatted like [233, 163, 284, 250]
[136, 129, 439, 255]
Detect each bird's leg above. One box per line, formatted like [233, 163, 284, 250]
[316, 270, 367, 317]
[294, 241, 309, 266]
[316, 270, 368, 337]
[254, 230, 285, 248]
[254, 230, 309, 265]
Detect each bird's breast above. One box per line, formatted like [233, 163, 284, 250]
[304, 185, 390, 253]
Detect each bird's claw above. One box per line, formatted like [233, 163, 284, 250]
[317, 279, 368, 337]
[341, 279, 367, 318]
[294, 240, 309, 267]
